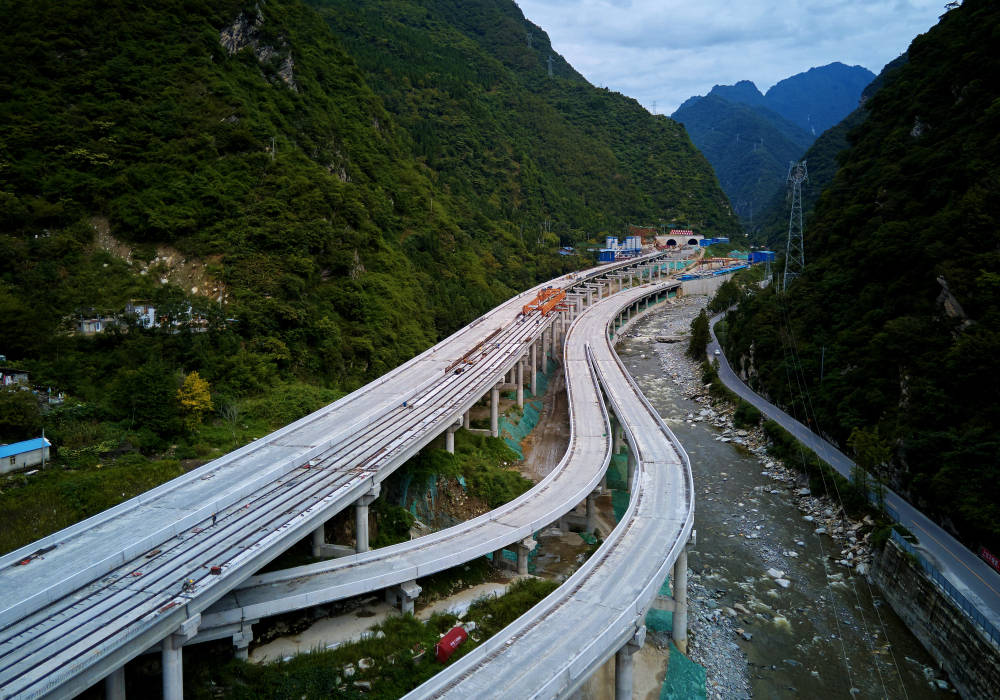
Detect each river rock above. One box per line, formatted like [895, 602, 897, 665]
[775, 578, 791, 588]
[766, 568, 785, 579]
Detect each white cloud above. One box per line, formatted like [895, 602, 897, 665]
[516, 0, 946, 114]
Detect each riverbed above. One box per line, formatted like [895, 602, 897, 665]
[618, 296, 951, 699]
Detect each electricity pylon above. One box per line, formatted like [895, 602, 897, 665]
[783, 160, 808, 292]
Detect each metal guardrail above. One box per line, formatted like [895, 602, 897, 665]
[890, 529, 1000, 648]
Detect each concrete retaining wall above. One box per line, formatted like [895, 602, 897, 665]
[870, 539, 1000, 699]
[680, 273, 734, 296]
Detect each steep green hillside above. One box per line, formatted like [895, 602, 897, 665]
[0, 2, 732, 456]
[721, 0, 1000, 548]
[308, 0, 736, 238]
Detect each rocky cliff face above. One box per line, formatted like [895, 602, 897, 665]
[220, 2, 296, 90]
[870, 540, 1000, 699]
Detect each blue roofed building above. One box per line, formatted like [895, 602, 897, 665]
[0, 437, 51, 474]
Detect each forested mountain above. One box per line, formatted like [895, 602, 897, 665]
[672, 62, 874, 226]
[0, 1, 733, 450]
[754, 56, 908, 249]
[721, 0, 1000, 548]
[672, 94, 813, 226]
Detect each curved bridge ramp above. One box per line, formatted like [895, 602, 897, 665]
[405, 284, 695, 699]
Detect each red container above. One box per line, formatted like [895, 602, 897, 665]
[435, 626, 468, 663]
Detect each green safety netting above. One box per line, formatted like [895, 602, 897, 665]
[661, 643, 707, 700]
[645, 575, 673, 632]
[498, 358, 557, 458]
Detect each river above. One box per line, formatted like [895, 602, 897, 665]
[618, 297, 951, 699]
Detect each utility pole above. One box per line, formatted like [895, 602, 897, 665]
[783, 160, 808, 292]
[270, 136, 276, 162]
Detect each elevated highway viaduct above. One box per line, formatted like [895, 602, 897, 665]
[0, 252, 688, 699]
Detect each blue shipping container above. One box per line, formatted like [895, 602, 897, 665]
[599, 249, 616, 262]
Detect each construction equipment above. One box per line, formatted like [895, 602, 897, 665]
[522, 288, 566, 317]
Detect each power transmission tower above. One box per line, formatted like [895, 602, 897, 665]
[783, 160, 808, 291]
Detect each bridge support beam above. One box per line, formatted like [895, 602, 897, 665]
[233, 622, 254, 661]
[530, 342, 538, 396]
[672, 546, 690, 653]
[386, 579, 422, 615]
[445, 413, 463, 454]
[162, 615, 200, 700]
[311, 524, 326, 558]
[516, 360, 524, 407]
[516, 537, 535, 575]
[104, 667, 125, 700]
[614, 625, 646, 700]
[490, 386, 500, 438]
[355, 484, 381, 553]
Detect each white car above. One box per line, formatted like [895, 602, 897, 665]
[714, 349, 721, 355]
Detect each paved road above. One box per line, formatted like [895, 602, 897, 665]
[708, 314, 1000, 640]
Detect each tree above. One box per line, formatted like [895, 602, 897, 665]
[848, 426, 892, 513]
[688, 309, 711, 359]
[177, 371, 213, 431]
[0, 389, 42, 442]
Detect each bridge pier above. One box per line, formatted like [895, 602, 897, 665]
[627, 449, 637, 488]
[311, 524, 325, 558]
[386, 580, 421, 615]
[355, 484, 381, 553]
[672, 546, 690, 653]
[104, 667, 125, 700]
[463, 410, 470, 430]
[233, 622, 254, 661]
[516, 537, 535, 575]
[445, 415, 462, 454]
[492, 547, 507, 571]
[516, 359, 524, 407]
[530, 342, 538, 396]
[162, 615, 200, 700]
[490, 385, 500, 438]
[614, 625, 646, 700]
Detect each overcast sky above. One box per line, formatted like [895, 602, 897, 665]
[516, 0, 948, 114]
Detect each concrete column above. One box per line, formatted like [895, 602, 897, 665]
[386, 580, 421, 615]
[530, 342, 538, 396]
[490, 386, 500, 438]
[613, 422, 624, 454]
[104, 667, 125, 700]
[311, 524, 325, 558]
[162, 636, 183, 700]
[516, 360, 524, 408]
[445, 426, 456, 454]
[585, 492, 596, 534]
[493, 548, 506, 570]
[516, 538, 534, 575]
[355, 485, 380, 553]
[672, 549, 689, 653]
[463, 410, 470, 430]
[627, 449, 637, 487]
[614, 626, 645, 700]
[233, 622, 254, 661]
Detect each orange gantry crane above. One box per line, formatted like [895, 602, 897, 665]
[522, 287, 567, 317]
